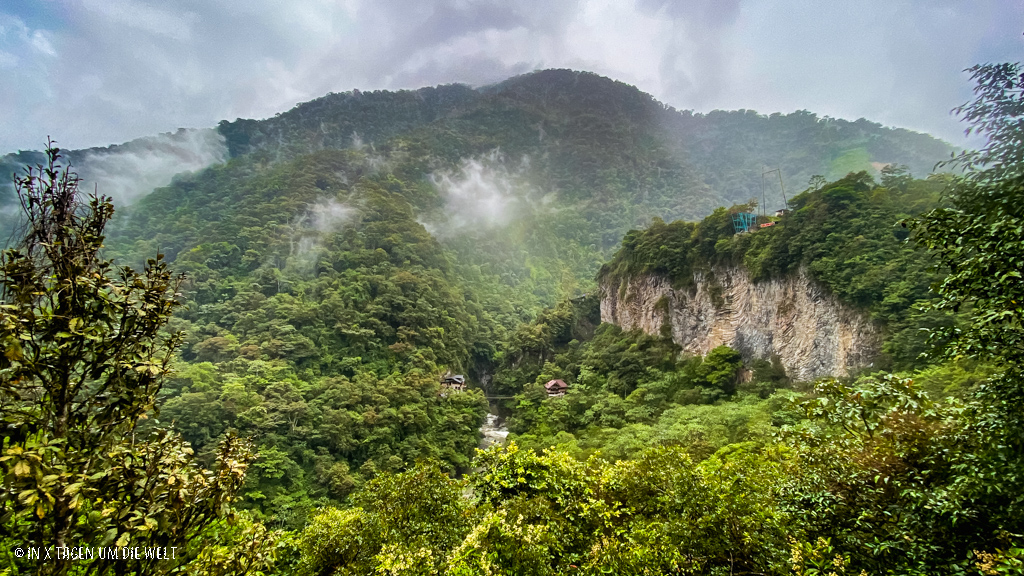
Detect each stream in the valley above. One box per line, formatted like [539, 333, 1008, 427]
[476, 371, 509, 450]
[478, 412, 508, 450]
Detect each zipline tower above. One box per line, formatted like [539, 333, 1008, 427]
[732, 168, 789, 234]
[761, 168, 790, 218]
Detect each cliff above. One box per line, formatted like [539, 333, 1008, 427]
[599, 267, 881, 381]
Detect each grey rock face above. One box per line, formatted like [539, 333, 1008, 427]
[600, 267, 880, 381]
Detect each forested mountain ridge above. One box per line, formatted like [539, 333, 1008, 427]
[3, 69, 954, 266]
[215, 83, 480, 159]
[214, 69, 953, 224]
[0, 69, 957, 528]
[2, 69, 950, 212]
[9, 64, 1018, 576]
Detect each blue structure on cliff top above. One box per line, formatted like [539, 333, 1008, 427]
[731, 212, 756, 234]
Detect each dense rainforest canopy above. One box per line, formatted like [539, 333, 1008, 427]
[2, 65, 1023, 575]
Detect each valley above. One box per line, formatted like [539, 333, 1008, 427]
[3, 66, 1022, 575]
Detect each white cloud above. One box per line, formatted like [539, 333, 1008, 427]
[309, 198, 357, 234]
[29, 30, 56, 56]
[423, 150, 536, 238]
[76, 128, 228, 206]
[0, 0, 1021, 153]
[287, 197, 357, 272]
[80, 0, 195, 42]
[0, 50, 17, 68]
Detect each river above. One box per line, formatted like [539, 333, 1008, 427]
[478, 412, 508, 450]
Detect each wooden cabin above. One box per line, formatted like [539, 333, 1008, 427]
[545, 379, 568, 398]
[440, 372, 466, 396]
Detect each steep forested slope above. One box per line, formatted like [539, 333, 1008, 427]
[0, 69, 957, 526]
[104, 151, 498, 524]
[599, 170, 954, 369]
[213, 69, 952, 232]
[6, 60, 1024, 576]
[490, 170, 982, 459]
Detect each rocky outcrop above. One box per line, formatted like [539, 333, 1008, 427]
[600, 267, 880, 381]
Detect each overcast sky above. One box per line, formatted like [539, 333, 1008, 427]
[1, 0, 1021, 152]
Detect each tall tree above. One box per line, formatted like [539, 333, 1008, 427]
[0, 144, 253, 575]
[909, 62, 1024, 368]
[907, 62, 1024, 553]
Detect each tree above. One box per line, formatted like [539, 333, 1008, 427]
[807, 174, 828, 192]
[694, 345, 742, 396]
[879, 163, 912, 192]
[903, 62, 1024, 565]
[0, 144, 254, 575]
[909, 63, 1024, 368]
[298, 462, 469, 575]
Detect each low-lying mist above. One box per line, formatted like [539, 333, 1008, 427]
[0, 128, 229, 211]
[422, 151, 539, 238]
[287, 198, 357, 273]
[76, 128, 229, 207]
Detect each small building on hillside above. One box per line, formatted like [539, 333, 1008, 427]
[545, 379, 569, 398]
[440, 372, 466, 396]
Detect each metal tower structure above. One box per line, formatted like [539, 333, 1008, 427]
[731, 211, 756, 233]
[761, 168, 789, 217]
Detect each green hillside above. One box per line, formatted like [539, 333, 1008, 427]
[64, 72, 952, 517]
[490, 169, 985, 461]
[0, 69, 959, 526]
[7, 64, 1021, 576]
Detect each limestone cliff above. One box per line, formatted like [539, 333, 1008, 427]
[599, 267, 880, 381]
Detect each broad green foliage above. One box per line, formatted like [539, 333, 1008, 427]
[596, 446, 790, 574]
[905, 62, 1024, 557]
[188, 512, 294, 576]
[160, 361, 487, 526]
[0, 147, 253, 575]
[299, 463, 470, 576]
[297, 446, 790, 576]
[779, 373, 1023, 574]
[909, 62, 1024, 369]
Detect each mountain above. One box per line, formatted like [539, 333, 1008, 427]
[216, 69, 952, 225]
[0, 69, 957, 524]
[6, 62, 1023, 576]
[3, 69, 952, 250]
[484, 168, 962, 470]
